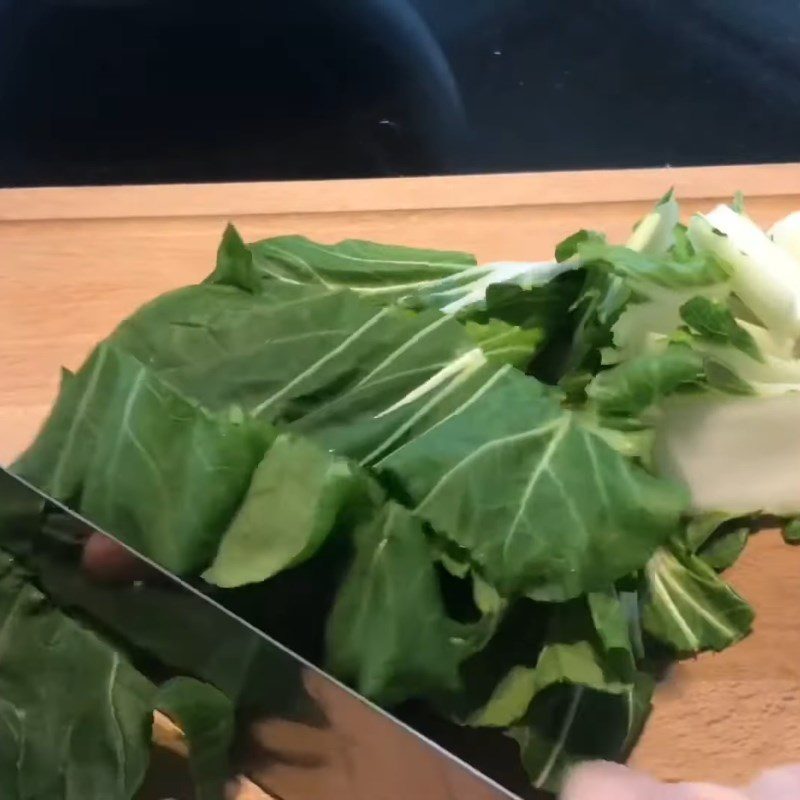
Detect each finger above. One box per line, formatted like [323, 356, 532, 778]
[561, 761, 677, 800]
[81, 532, 153, 583]
[678, 783, 746, 800]
[746, 765, 800, 799]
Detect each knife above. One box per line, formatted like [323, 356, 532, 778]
[0, 467, 525, 800]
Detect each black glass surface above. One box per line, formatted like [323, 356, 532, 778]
[1, 0, 799, 186]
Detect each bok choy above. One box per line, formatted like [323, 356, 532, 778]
[6, 191, 800, 797]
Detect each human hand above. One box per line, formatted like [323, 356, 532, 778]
[563, 761, 800, 799]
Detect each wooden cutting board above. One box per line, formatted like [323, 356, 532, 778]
[2, 163, 800, 792]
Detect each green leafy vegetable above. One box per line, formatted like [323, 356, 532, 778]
[13, 194, 800, 795]
[205, 433, 369, 588]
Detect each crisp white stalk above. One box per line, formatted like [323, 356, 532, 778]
[655, 394, 800, 515]
[689, 205, 800, 337]
[440, 260, 570, 315]
[625, 191, 680, 256]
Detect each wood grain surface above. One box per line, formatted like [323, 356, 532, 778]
[2, 163, 800, 792]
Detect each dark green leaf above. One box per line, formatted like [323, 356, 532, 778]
[642, 546, 754, 656]
[17, 342, 273, 574]
[670, 223, 695, 262]
[469, 592, 637, 730]
[204, 434, 372, 588]
[112, 281, 505, 467]
[293, 347, 496, 466]
[509, 672, 654, 792]
[463, 319, 543, 368]
[698, 527, 749, 571]
[481, 269, 585, 334]
[703, 357, 756, 395]
[248, 235, 478, 304]
[684, 512, 752, 571]
[0, 551, 154, 800]
[326, 502, 461, 705]
[587, 589, 637, 681]
[578, 242, 729, 289]
[680, 296, 762, 361]
[13, 352, 119, 502]
[155, 678, 234, 800]
[545, 269, 631, 390]
[587, 346, 703, 418]
[380, 368, 686, 599]
[75, 346, 271, 574]
[685, 512, 740, 552]
[436, 599, 549, 726]
[555, 230, 605, 263]
[205, 224, 261, 294]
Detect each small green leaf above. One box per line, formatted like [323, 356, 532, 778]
[670, 223, 696, 262]
[578, 242, 729, 290]
[464, 319, 543, 368]
[205, 434, 370, 588]
[205, 224, 261, 294]
[0, 551, 155, 799]
[698, 526, 749, 571]
[326, 502, 461, 705]
[685, 512, 740, 552]
[680, 296, 762, 361]
[643, 546, 753, 656]
[481, 269, 585, 335]
[509, 672, 654, 793]
[555, 230, 605, 263]
[155, 678, 235, 800]
[587, 346, 703, 418]
[248, 235, 478, 303]
[703, 358, 756, 395]
[783, 518, 800, 545]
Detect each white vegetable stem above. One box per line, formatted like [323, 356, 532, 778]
[440, 260, 569, 315]
[689, 205, 800, 337]
[769, 210, 800, 262]
[655, 394, 800, 515]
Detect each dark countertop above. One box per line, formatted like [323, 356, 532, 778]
[2, 0, 800, 187]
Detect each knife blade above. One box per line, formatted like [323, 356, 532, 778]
[0, 466, 523, 800]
